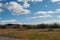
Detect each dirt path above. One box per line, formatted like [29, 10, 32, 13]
[0, 36, 28, 40]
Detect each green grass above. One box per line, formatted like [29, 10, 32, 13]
[0, 29, 60, 40]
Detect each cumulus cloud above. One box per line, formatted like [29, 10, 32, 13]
[0, 9, 3, 13]
[51, 0, 60, 2]
[23, 1, 30, 8]
[0, 3, 3, 13]
[35, 11, 46, 15]
[17, 0, 43, 2]
[31, 0, 43, 2]
[33, 11, 54, 19]
[35, 8, 60, 15]
[5, 1, 30, 15]
[17, 0, 30, 8]
[56, 9, 60, 13]
[56, 9, 60, 18]
[0, 3, 3, 7]
[26, 8, 60, 20]
[26, 15, 52, 20]
[35, 11, 55, 15]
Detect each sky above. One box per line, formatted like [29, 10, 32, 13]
[0, 0, 60, 25]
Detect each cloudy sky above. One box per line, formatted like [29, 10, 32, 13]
[0, 0, 60, 25]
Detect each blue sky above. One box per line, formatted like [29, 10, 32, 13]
[0, 0, 60, 25]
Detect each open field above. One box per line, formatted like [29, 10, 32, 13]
[0, 29, 60, 40]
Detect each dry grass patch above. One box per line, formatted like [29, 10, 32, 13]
[0, 29, 60, 40]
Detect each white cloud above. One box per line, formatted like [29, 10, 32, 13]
[2, 19, 17, 24]
[56, 9, 60, 18]
[25, 20, 60, 25]
[57, 16, 60, 18]
[35, 8, 60, 16]
[22, 9, 30, 14]
[35, 11, 46, 15]
[17, 0, 43, 2]
[1, 19, 22, 24]
[2, 20, 16, 23]
[5, 1, 30, 15]
[26, 15, 52, 20]
[23, 1, 30, 8]
[56, 9, 60, 13]
[0, 3, 3, 7]
[0, 9, 3, 13]
[0, 20, 16, 24]
[41, 20, 60, 24]
[31, 0, 42, 2]
[35, 11, 55, 15]
[34, 11, 54, 19]
[26, 8, 60, 20]
[51, 0, 60, 2]
[17, 0, 30, 8]
[0, 3, 3, 13]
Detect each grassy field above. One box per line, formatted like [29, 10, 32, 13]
[0, 29, 60, 40]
